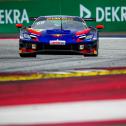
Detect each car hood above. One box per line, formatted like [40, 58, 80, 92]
[27, 28, 91, 36]
[26, 28, 92, 44]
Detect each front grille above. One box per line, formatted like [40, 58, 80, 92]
[45, 45, 70, 50]
[42, 44, 79, 51]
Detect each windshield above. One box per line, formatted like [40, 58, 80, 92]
[31, 17, 87, 31]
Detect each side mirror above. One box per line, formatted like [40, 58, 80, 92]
[96, 25, 104, 29]
[16, 24, 23, 28]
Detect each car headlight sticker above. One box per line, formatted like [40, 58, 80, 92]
[78, 34, 86, 39]
[86, 35, 93, 40]
[23, 33, 31, 39]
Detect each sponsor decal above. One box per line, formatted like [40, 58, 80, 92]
[50, 39, 66, 45]
[80, 4, 126, 22]
[47, 17, 73, 20]
[0, 9, 29, 24]
[96, 7, 126, 22]
[80, 4, 91, 18]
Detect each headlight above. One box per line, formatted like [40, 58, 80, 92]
[23, 33, 31, 39]
[78, 34, 86, 39]
[92, 37, 97, 41]
[86, 35, 93, 40]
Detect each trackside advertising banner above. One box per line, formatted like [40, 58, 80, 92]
[0, 0, 126, 33]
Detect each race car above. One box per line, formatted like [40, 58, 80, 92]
[16, 15, 104, 57]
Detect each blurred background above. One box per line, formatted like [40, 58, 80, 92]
[0, 0, 126, 37]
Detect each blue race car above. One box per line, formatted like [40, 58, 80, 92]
[16, 15, 104, 57]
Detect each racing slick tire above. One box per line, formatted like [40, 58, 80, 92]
[19, 41, 37, 58]
[83, 42, 99, 57]
[19, 53, 36, 58]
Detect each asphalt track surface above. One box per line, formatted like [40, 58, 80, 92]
[0, 38, 126, 126]
[0, 38, 126, 73]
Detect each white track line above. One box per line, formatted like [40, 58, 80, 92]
[0, 100, 126, 125]
[100, 37, 126, 40]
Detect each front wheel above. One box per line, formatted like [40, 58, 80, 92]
[19, 52, 36, 58]
[19, 41, 37, 58]
[83, 42, 99, 57]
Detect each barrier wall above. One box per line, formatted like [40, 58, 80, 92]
[0, 0, 126, 33]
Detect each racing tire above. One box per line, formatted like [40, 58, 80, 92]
[19, 53, 36, 58]
[83, 42, 99, 57]
[19, 41, 37, 58]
